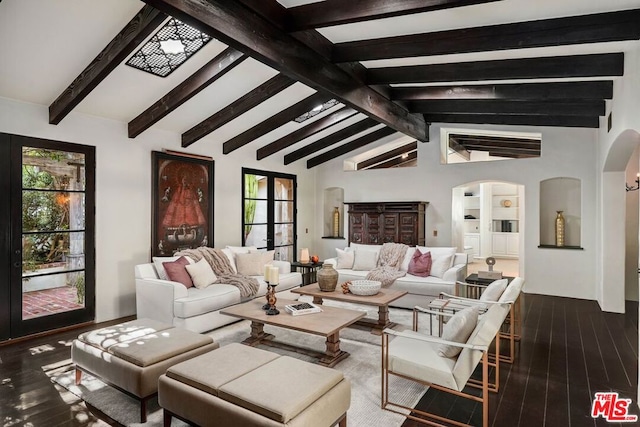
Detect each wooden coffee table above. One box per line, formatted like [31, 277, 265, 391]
[220, 299, 365, 367]
[292, 284, 408, 335]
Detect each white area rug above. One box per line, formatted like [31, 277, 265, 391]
[51, 302, 430, 426]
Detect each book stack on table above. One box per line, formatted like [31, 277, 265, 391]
[284, 302, 323, 316]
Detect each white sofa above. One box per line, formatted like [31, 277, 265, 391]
[135, 248, 302, 333]
[325, 244, 467, 309]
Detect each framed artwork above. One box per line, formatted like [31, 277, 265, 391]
[151, 151, 214, 257]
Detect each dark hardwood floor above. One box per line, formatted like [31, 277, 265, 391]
[0, 295, 636, 426]
[404, 295, 639, 427]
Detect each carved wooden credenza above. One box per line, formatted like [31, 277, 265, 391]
[347, 201, 428, 246]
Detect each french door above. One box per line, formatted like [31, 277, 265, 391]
[242, 168, 297, 262]
[0, 133, 95, 341]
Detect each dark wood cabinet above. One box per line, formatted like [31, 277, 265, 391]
[347, 202, 428, 246]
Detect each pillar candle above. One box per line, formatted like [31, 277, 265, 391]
[269, 266, 279, 285]
[264, 264, 272, 282]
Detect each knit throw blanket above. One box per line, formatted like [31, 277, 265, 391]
[175, 247, 260, 298]
[366, 242, 408, 287]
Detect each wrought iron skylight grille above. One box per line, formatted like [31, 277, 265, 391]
[293, 99, 339, 123]
[126, 18, 212, 77]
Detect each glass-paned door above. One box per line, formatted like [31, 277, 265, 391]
[2, 135, 95, 339]
[242, 169, 296, 261]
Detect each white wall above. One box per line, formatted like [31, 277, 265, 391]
[0, 97, 317, 322]
[314, 122, 599, 301]
[625, 145, 639, 302]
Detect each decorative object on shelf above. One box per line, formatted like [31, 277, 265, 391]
[332, 207, 340, 237]
[555, 211, 565, 247]
[311, 254, 319, 263]
[265, 265, 280, 315]
[478, 257, 502, 279]
[502, 199, 512, 207]
[349, 280, 382, 296]
[626, 173, 640, 191]
[317, 263, 339, 292]
[300, 248, 310, 264]
[341, 281, 351, 294]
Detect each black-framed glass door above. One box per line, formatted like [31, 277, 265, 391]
[242, 168, 296, 262]
[0, 133, 95, 340]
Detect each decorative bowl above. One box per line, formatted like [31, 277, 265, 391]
[349, 280, 381, 296]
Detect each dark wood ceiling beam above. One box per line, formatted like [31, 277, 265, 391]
[452, 139, 540, 150]
[461, 144, 540, 155]
[128, 47, 246, 138]
[488, 150, 538, 159]
[357, 141, 417, 170]
[307, 127, 397, 168]
[409, 99, 605, 116]
[451, 134, 540, 145]
[286, 0, 501, 31]
[367, 151, 418, 169]
[49, 6, 166, 124]
[223, 92, 329, 154]
[141, 0, 428, 141]
[448, 139, 471, 161]
[426, 113, 600, 128]
[333, 8, 640, 62]
[284, 118, 380, 165]
[391, 81, 614, 101]
[182, 73, 294, 147]
[257, 106, 357, 160]
[368, 53, 624, 84]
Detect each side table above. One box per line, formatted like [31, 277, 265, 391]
[290, 261, 323, 286]
[461, 274, 515, 298]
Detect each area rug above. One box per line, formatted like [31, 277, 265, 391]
[51, 303, 431, 426]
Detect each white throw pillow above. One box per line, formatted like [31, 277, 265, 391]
[221, 248, 238, 273]
[336, 248, 355, 269]
[400, 246, 416, 271]
[438, 306, 479, 358]
[152, 256, 193, 280]
[352, 250, 378, 271]
[480, 278, 509, 302]
[349, 243, 381, 257]
[417, 246, 456, 269]
[429, 254, 454, 278]
[185, 258, 217, 289]
[499, 279, 522, 303]
[236, 251, 274, 276]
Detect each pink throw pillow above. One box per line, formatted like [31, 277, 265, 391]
[163, 256, 193, 288]
[408, 249, 432, 277]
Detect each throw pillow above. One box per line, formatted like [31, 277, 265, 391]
[153, 255, 191, 280]
[162, 256, 193, 288]
[480, 278, 509, 302]
[236, 252, 274, 276]
[349, 243, 381, 257]
[185, 258, 217, 289]
[221, 248, 238, 273]
[400, 246, 415, 271]
[336, 248, 355, 269]
[438, 306, 480, 358]
[499, 279, 521, 303]
[407, 249, 432, 277]
[429, 254, 454, 278]
[352, 250, 378, 271]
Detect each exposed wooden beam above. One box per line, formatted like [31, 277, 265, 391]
[391, 81, 614, 101]
[182, 74, 294, 147]
[286, 0, 501, 31]
[368, 53, 624, 84]
[451, 135, 540, 150]
[333, 8, 640, 62]
[49, 6, 166, 124]
[307, 127, 397, 168]
[426, 113, 600, 128]
[368, 151, 418, 169]
[284, 118, 380, 164]
[409, 99, 605, 116]
[141, 0, 428, 141]
[465, 145, 540, 156]
[256, 106, 357, 160]
[357, 141, 417, 170]
[128, 47, 246, 138]
[448, 139, 471, 161]
[223, 92, 329, 154]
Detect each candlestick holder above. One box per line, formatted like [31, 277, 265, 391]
[262, 281, 271, 310]
[265, 283, 279, 315]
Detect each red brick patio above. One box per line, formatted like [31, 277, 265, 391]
[22, 286, 84, 320]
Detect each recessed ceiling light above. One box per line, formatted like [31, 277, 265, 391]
[160, 39, 185, 55]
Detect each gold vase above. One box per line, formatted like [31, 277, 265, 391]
[555, 211, 565, 247]
[332, 207, 340, 237]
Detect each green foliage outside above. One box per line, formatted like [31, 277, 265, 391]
[244, 174, 258, 239]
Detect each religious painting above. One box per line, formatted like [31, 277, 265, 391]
[151, 151, 214, 257]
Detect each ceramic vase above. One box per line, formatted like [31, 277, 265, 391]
[317, 263, 338, 292]
[332, 207, 340, 237]
[555, 211, 565, 247]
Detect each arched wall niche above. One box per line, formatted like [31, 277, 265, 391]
[323, 187, 344, 238]
[539, 177, 582, 248]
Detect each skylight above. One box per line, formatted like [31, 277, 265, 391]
[293, 99, 339, 123]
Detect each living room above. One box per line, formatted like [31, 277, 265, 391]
[1, 0, 640, 425]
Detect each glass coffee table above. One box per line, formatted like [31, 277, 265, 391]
[292, 284, 407, 335]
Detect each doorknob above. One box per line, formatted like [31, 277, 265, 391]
[14, 262, 20, 268]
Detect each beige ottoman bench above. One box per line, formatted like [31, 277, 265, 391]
[71, 318, 218, 422]
[159, 343, 351, 427]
